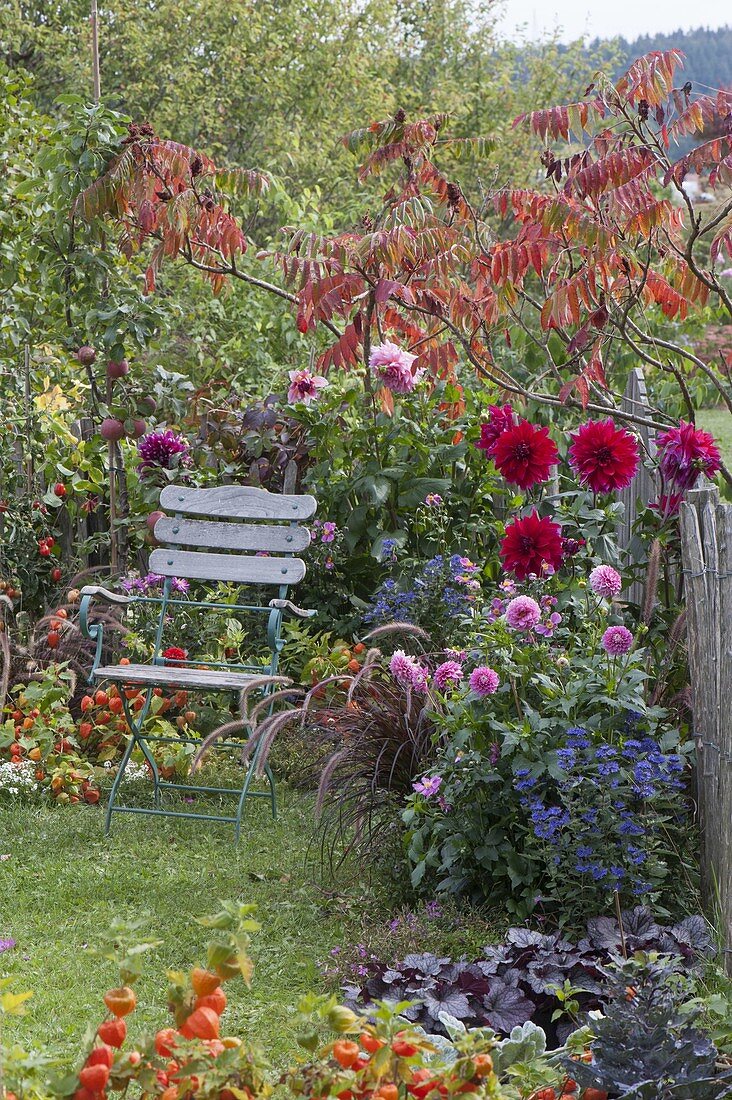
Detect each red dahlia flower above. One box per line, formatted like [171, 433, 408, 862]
[656, 421, 721, 490]
[500, 511, 563, 580]
[568, 418, 639, 493]
[493, 419, 559, 490]
[162, 646, 187, 666]
[475, 404, 515, 456]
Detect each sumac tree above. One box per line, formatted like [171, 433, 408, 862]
[77, 49, 732, 479]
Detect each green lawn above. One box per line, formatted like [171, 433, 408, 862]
[697, 407, 732, 471]
[0, 790, 345, 1064]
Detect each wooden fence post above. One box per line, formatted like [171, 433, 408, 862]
[680, 485, 732, 971]
[618, 368, 659, 601]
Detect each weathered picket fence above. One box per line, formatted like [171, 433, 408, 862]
[680, 485, 732, 969]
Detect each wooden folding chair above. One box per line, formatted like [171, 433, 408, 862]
[79, 483, 317, 837]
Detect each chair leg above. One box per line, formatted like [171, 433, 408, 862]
[120, 687, 161, 807]
[264, 762, 277, 821]
[106, 733, 134, 835]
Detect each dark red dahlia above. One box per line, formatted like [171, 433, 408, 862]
[568, 418, 639, 493]
[500, 511, 563, 580]
[475, 404, 515, 456]
[492, 419, 558, 490]
[656, 421, 721, 490]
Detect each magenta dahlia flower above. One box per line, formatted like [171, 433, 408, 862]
[287, 368, 328, 406]
[469, 665, 500, 696]
[505, 595, 542, 631]
[656, 421, 721, 490]
[369, 341, 424, 394]
[433, 660, 464, 691]
[137, 429, 192, 471]
[500, 511, 563, 580]
[492, 420, 559, 490]
[589, 565, 622, 599]
[475, 404, 515, 456]
[390, 650, 429, 691]
[568, 418, 639, 493]
[601, 625, 634, 656]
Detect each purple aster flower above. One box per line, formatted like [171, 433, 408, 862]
[137, 429, 192, 471]
[505, 595, 541, 631]
[602, 625, 634, 656]
[0, 937, 16, 953]
[589, 564, 622, 599]
[433, 660, 464, 691]
[469, 665, 500, 697]
[413, 775, 443, 798]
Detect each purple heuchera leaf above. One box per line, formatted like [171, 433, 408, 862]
[482, 981, 535, 1033]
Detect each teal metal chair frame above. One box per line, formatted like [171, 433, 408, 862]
[79, 484, 316, 838]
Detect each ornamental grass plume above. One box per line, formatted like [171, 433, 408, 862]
[492, 420, 559, 490]
[642, 538, 661, 625]
[500, 511, 563, 580]
[568, 418, 640, 493]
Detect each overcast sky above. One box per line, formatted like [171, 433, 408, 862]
[495, 0, 730, 42]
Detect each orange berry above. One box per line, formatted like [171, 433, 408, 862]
[333, 1040, 360, 1069]
[103, 986, 136, 1018]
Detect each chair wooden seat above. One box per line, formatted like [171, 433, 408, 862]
[92, 663, 266, 692]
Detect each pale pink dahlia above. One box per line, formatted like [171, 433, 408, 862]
[505, 595, 542, 631]
[601, 625, 634, 656]
[369, 341, 424, 394]
[287, 369, 328, 406]
[469, 666, 500, 697]
[390, 649, 429, 691]
[589, 564, 622, 599]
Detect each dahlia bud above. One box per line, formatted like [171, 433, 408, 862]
[393, 107, 406, 124]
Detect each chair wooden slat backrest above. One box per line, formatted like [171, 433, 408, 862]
[153, 484, 315, 587]
[153, 516, 312, 554]
[148, 547, 306, 585]
[158, 484, 317, 522]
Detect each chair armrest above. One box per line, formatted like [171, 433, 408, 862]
[79, 585, 134, 606]
[268, 598, 317, 619]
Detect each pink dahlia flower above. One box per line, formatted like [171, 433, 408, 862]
[469, 665, 500, 697]
[369, 341, 424, 394]
[287, 369, 328, 406]
[137, 429, 191, 471]
[475, 404, 515, 456]
[601, 625, 634, 656]
[390, 649, 429, 691]
[505, 595, 542, 631]
[433, 660, 464, 691]
[656, 421, 721, 490]
[589, 565, 622, 599]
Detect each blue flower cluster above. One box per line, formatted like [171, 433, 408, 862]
[514, 725, 688, 899]
[364, 553, 481, 627]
